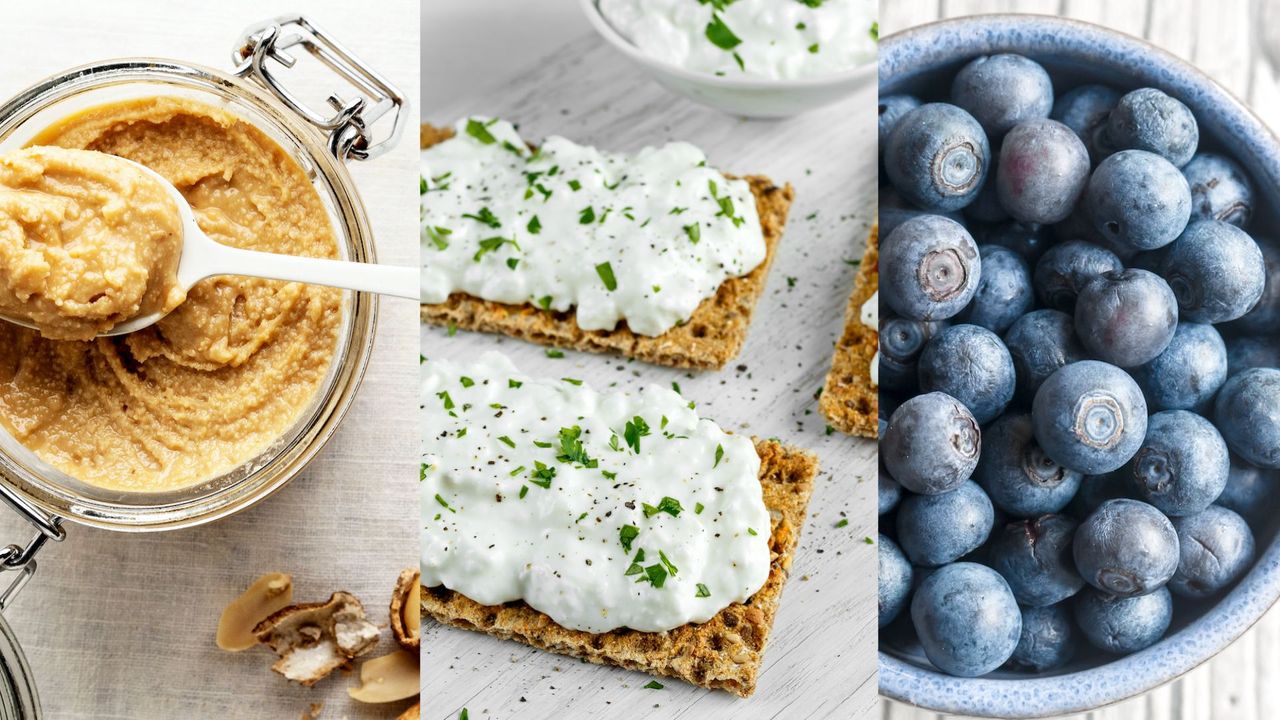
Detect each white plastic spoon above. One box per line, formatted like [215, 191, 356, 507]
[1, 158, 419, 337]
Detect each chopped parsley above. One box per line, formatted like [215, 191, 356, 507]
[695, 502, 705, 515]
[808, 43, 820, 54]
[596, 261, 618, 291]
[546, 348, 565, 359]
[435, 494, 455, 513]
[579, 206, 596, 224]
[473, 236, 518, 262]
[747, 527, 758, 536]
[835, 518, 850, 528]
[684, 222, 701, 244]
[714, 444, 725, 468]
[643, 496, 683, 518]
[624, 416, 651, 453]
[508, 378, 523, 388]
[529, 461, 556, 488]
[527, 215, 542, 234]
[556, 426, 598, 468]
[870, 21, 879, 41]
[695, 583, 711, 598]
[426, 225, 452, 250]
[568, 179, 582, 191]
[459, 376, 474, 388]
[619, 524, 640, 552]
[497, 435, 516, 448]
[705, 13, 742, 50]
[465, 118, 497, 144]
[436, 390, 454, 410]
[643, 680, 665, 690]
[462, 206, 502, 228]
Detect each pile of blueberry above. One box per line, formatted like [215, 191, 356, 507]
[877, 53, 1280, 678]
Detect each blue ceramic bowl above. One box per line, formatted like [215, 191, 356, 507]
[880, 14, 1280, 718]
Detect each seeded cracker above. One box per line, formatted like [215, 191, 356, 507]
[819, 226, 878, 438]
[420, 439, 817, 697]
[420, 124, 793, 369]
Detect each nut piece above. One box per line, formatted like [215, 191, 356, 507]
[390, 569, 421, 651]
[398, 703, 421, 720]
[216, 573, 294, 651]
[347, 649, 419, 703]
[253, 591, 380, 686]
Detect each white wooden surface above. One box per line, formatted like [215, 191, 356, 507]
[420, 2, 879, 719]
[0, 3, 421, 718]
[882, 1, 1280, 719]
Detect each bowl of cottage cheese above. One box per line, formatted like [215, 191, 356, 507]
[583, 0, 877, 117]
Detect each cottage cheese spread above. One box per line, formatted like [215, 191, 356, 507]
[598, 0, 878, 80]
[420, 117, 765, 337]
[862, 289, 878, 386]
[421, 351, 771, 633]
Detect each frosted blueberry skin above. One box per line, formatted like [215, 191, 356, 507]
[883, 392, 982, 495]
[951, 54, 1054, 141]
[1183, 153, 1255, 227]
[1230, 239, 1280, 334]
[1009, 602, 1077, 672]
[1033, 240, 1124, 311]
[1216, 456, 1279, 524]
[1132, 323, 1228, 412]
[918, 324, 1016, 424]
[896, 480, 995, 567]
[878, 313, 945, 394]
[978, 220, 1053, 263]
[911, 562, 1022, 677]
[881, 214, 982, 321]
[1159, 220, 1266, 324]
[879, 472, 902, 515]
[989, 514, 1085, 607]
[1126, 410, 1230, 517]
[879, 534, 914, 627]
[1214, 368, 1280, 469]
[879, 95, 923, 167]
[1074, 586, 1174, 655]
[1003, 309, 1087, 404]
[1085, 149, 1192, 251]
[1051, 83, 1121, 148]
[1032, 360, 1148, 475]
[885, 103, 992, 213]
[1074, 498, 1180, 598]
[975, 413, 1083, 517]
[1102, 88, 1200, 168]
[955, 246, 1034, 334]
[1074, 269, 1178, 368]
[1226, 335, 1280, 377]
[1169, 506, 1256, 599]
[879, 187, 964, 237]
[997, 118, 1091, 224]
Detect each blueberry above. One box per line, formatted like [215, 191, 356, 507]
[1033, 240, 1124, 311]
[1075, 269, 1178, 368]
[1003, 309, 1087, 404]
[911, 562, 1022, 676]
[918, 324, 1015, 424]
[977, 220, 1052, 263]
[1216, 455, 1279, 523]
[1074, 498, 1179, 597]
[878, 313, 945, 393]
[1183, 153, 1254, 227]
[1226, 334, 1280, 376]
[879, 471, 902, 516]
[1169, 506, 1255, 598]
[1103, 88, 1199, 167]
[1231, 239, 1280, 334]
[882, 392, 982, 495]
[1074, 586, 1173, 654]
[1052, 84, 1122, 147]
[1160, 220, 1266, 324]
[956, 247, 1033, 334]
[1032, 361, 1148, 474]
[1132, 323, 1227, 412]
[896, 480, 995, 566]
[879, 534, 914, 627]
[1214, 368, 1280, 469]
[886, 103, 991, 212]
[951, 54, 1053, 141]
[1009, 603, 1077, 672]
[879, 187, 964, 237]
[997, 118, 1091, 224]
[989, 514, 1085, 607]
[879, 94, 923, 167]
[976, 413, 1083, 517]
[1086, 150, 1192, 251]
[1127, 410, 1229, 516]
[881, 215, 982, 321]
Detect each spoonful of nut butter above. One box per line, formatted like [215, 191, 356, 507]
[0, 146, 418, 340]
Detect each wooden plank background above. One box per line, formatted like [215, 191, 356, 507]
[881, 1, 1280, 719]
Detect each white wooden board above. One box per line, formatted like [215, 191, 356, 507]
[420, 5, 880, 719]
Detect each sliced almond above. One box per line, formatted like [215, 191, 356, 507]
[254, 591, 380, 686]
[347, 649, 420, 703]
[216, 572, 293, 651]
[390, 569, 421, 651]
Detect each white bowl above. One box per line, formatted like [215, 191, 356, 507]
[579, 0, 876, 118]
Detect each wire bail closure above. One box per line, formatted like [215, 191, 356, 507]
[232, 14, 408, 161]
[0, 483, 64, 611]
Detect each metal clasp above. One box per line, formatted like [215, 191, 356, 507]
[0, 483, 64, 610]
[232, 14, 408, 161]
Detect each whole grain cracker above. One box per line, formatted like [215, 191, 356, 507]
[420, 439, 818, 697]
[819, 226, 879, 438]
[420, 124, 793, 369]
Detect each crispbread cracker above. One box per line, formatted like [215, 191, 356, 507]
[420, 123, 794, 369]
[420, 439, 818, 697]
[819, 226, 879, 438]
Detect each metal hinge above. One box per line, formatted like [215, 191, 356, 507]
[0, 483, 63, 611]
[232, 14, 408, 161]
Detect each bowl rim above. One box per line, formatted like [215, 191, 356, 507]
[577, 0, 876, 90]
[879, 13, 1280, 718]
